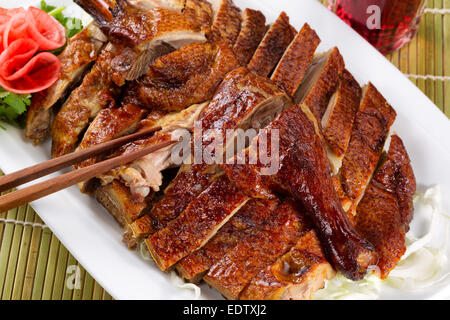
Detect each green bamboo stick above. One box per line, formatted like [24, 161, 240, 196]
[31, 227, 52, 300]
[21, 212, 42, 300]
[0, 206, 18, 297]
[51, 244, 69, 300]
[11, 205, 35, 300]
[82, 272, 95, 300]
[62, 253, 77, 300]
[92, 282, 104, 300]
[433, 0, 444, 112]
[444, 0, 450, 117]
[2, 205, 27, 300]
[102, 289, 113, 300]
[424, 1, 436, 110]
[417, 5, 427, 96]
[72, 263, 86, 300]
[41, 234, 60, 299]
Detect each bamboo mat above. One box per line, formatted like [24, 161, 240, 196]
[0, 0, 449, 301]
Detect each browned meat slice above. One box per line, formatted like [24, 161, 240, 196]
[176, 199, 279, 283]
[271, 23, 321, 96]
[222, 103, 377, 280]
[197, 67, 292, 157]
[146, 175, 249, 271]
[123, 68, 291, 246]
[75, 104, 147, 169]
[338, 83, 397, 212]
[136, 42, 239, 112]
[247, 12, 296, 77]
[94, 180, 152, 227]
[183, 0, 213, 35]
[232, 9, 266, 65]
[75, 0, 207, 82]
[209, 0, 242, 44]
[355, 135, 416, 279]
[125, 164, 223, 244]
[240, 230, 335, 300]
[25, 23, 107, 145]
[51, 44, 122, 158]
[204, 200, 308, 300]
[322, 69, 362, 174]
[74, 104, 147, 192]
[294, 47, 345, 122]
[99, 102, 209, 200]
[129, 0, 186, 10]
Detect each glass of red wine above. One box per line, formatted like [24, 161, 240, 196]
[328, 0, 427, 54]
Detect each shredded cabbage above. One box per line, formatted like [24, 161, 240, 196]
[139, 241, 201, 299]
[314, 185, 450, 300]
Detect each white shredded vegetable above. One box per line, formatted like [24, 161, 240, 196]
[139, 241, 201, 299]
[313, 185, 450, 300]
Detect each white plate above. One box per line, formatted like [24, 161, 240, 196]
[1, 0, 450, 300]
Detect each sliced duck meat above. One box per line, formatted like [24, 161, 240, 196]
[209, 0, 242, 45]
[146, 175, 249, 271]
[136, 42, 239, 112]
[240, 230, 335, 300]
[294, 47, 345, 122]
[322, 69, 362, 174]
[50, 43, 122, 158]
[183, 0, 213, 35]
[74, 104, 147, 191]
[122, 67, 291, 245]
[176, 199, 279, 283]
[232, 8, 266, 66]
[247, 12, 296, 77]
[271, 23, 321, 96]
[204, 199, 308, 300]
[25, 23, 107, 145]
[94, 180, 152, 227]
[75, 0, 207, 82]
[222, 103, 377, 280]
[338, 83, 397, 212]
[99, 101, 209, 199]
[355, 134, 416, 279]
[129, 0, 186, 11]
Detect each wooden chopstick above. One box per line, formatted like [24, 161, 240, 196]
[0, 126, 161, 193]
[0, 138, 177, 213]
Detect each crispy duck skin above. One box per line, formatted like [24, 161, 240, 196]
[51, 44, 121, 158]
[94, 180, 152, 227]
[247, 12, 296, 77]
[75, 104, 147, 170]
[355, 135, 415, 278]
[338, 83, 397, 211]
[75, 0, 207, 82]
[223, 103, 377, 280]
[322, 69, 362, 174]
[99, 102, 209, 200]
[176, 199, 279, 283]
[127, 164, 223, 242]
[184, 0, 213, 35]
[240, 230, 335, 300]
[204, 200, 308, 300]
[123, 67, 291, 245]
[26, 23, 107, 145]
[197, 67, 292, 149]
[232, 8, 266, 66]
[147, 175, 249, 271]
[209, 0, 242, 45]
[136, 42, 239, 112]
[271, 23, 321, 96]
[294, 47, 345, 122]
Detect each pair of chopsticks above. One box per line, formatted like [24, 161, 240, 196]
[0, 126, 176, 213]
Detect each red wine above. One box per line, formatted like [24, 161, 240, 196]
[328, 0, 426, 54]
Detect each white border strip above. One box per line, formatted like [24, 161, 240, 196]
[0, 217, 48, 229]
[405, 74, 450, 81]
[424, 8, 450, 14]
